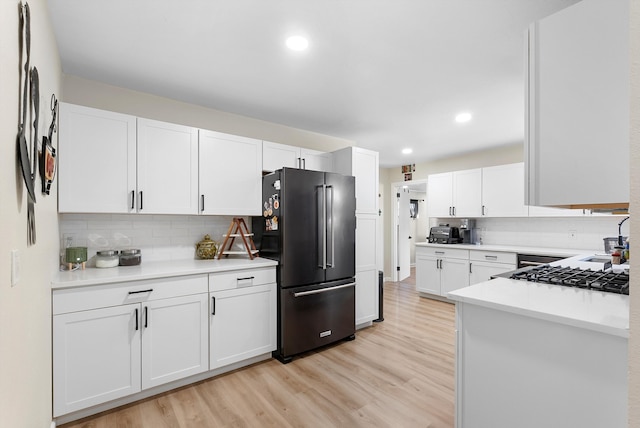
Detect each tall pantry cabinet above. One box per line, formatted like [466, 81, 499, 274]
[332, 147, 380, 326]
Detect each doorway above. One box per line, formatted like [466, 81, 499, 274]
[391, 179, 427, 282]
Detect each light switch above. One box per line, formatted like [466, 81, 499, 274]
[11, 250, 20, 287]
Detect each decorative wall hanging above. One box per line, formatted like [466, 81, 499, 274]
[41, 94, 58, 194]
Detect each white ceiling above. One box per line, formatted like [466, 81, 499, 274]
[47, 0, 580, 168]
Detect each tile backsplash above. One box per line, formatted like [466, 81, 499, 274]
[59, 214, 245, 265]
[430, 215, 630, 251]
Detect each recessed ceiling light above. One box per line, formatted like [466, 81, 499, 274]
[286, 36, 309, 51]
[455, 112, 472, 123]
[402, 148, 413, 154]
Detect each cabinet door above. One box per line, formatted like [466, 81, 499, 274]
[453, 169, 482, 217]
[141, 294, 209, 389]
[469, 261, 516, 285]
[262, 141, 300, 172]
[199, 130, 262, 215]
[300, 148, 333, 172]
[416, 253, 440, 295]
[481, 163, 528, 217]
[53, 304, 141, 416]
[58, 103, 136, 213]
[137, 119, 199, 214]
[427, 172, 454, 217]
[355, 268, 379, 325]
[353, 148, 379, 214]
[526, 0, 629, 207]
[440, 258, 470, 296]
[210, 283, 276, 369]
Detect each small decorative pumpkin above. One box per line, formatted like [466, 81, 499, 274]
[196, 234, 218, 260]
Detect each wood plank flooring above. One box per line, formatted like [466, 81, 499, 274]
[61, 270, 455, 428]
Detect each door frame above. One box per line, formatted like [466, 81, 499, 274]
[390, 179, 427, 282]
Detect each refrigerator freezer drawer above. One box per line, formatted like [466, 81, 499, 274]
[277, 280, 355, 361]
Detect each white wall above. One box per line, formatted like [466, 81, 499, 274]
[628, 0, 639, 424]
[0, 1, 62, 427]
[62, 74, 353, 152]
[59, 214, 239, 264]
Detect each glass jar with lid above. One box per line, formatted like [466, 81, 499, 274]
[95, 250, 119, 268]
[119, 249, 142, 266]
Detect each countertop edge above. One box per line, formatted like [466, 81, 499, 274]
[447, 280, 629, 339]
[52, 258, 279, 290]
[415, 242, 589, 257]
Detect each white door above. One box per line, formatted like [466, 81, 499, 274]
[141, 294, 209, 389]
[210, 284, 276, 369]
[53, 304, 141, 417]
[58, 103, 136, 213]
[397, 188, 411, 281]
[355, 269, 379, 325]
[199, 130, 262, 215]
[137, 118, 199, 214]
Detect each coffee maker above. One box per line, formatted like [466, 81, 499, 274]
[460, 219, 477, 244]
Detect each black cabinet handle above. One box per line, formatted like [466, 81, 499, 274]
[237, 276, 255, 281]
[135, 308, 139, 331]
[211, 296, 216, 315]
[139, 191, 143, 210]
[469, 263, 473, 274]
[201, 194, 205, 212]
[144, 306, 148, 328]
[130, 190, 135, 210]
[128, 289, 153, 295]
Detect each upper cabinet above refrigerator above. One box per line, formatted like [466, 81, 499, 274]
[525, 0, 629, 210]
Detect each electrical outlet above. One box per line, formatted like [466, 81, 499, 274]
[568, 230, 577, 239]
[11, 250, 20, 287]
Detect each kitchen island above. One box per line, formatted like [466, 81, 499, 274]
[448, 277, 628, 428]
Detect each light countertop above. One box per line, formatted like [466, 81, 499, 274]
[448, 277, 629, 338]
[415, 242, 590, 258]
[52, 257, 278, 290]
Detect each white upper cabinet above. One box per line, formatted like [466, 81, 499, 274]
[199, 130, 262, 216]
[526, 0, 629, 208]
[427, 169, 482, 217]
[262, 141, 332, 172]
[481, 163, 528, 217]
[59, 104, 199, 214]
[332, 147, 379, 215]
[427, 172, 454, 218]
[453, 169, 483, 217]
[58, 103, 136, 213]
[137, 118, 199, 214]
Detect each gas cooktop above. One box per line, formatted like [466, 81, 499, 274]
[507, 265, 629, 295]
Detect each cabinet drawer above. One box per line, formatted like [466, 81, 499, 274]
[53, 275, 208, 315]
[416, 246, 469, 260]
[469, 250, 517, 265]
[209, 267, 276, 292]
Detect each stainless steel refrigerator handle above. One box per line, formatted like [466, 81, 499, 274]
[293, 282, 356, 297]
[322, 184, 327, 269]
[326, 185, 334, 268]
[317, 185, 325, 269]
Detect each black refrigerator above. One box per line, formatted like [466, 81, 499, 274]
[253, 168, 356, 363]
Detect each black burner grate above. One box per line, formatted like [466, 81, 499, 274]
[510, 265, 629, 295]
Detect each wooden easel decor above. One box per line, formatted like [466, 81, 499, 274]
[217, 217, 259, 259]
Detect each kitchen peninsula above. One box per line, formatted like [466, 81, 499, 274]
[447, 256, 629, 428]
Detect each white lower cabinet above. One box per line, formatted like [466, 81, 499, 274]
[355, 269, 379, 325]
[469, 250, 517, 285]
[141, 294, 209, 389]
[53, 304, 142, 416]
[53, 275, 208, 417]
[416, 247, 469, 296]
[209, 268, 276, 370]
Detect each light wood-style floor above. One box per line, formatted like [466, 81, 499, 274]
[61, 269, 455, 428]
